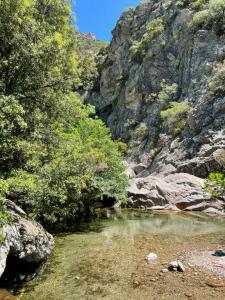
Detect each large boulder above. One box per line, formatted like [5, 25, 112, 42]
[127, 173, 225, 213]
[0, 200, 54, 282]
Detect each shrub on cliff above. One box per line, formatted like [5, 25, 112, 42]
[209, 62, 225, 95]
[192, 0, 207, 11]
[130, 17, 164, 63]
[192, 0, 225, 35]
[0, 0, 128, 228]
[160, 101, 190, 135]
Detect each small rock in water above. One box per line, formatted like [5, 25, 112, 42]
[150, 278, 156, 282]
[206, 278, 225, 288]
[168, 261, 179, 271]
[145, 253, 157, 263]
[177, 260, 186, 272]
[168, 260, 185, 272]
[161, 268, 169, 273]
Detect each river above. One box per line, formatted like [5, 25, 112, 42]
[6, 210, 225, 299]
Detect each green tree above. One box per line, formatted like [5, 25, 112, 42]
[0, 0, 128, 228]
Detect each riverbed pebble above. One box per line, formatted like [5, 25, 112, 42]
[161, 268, 169, 273]
[146, 253, 158, 263]
[178, 260, 186, 272]
[168, 261, 186, 272]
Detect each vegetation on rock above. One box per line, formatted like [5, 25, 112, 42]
[192, 0, 225, 35]
[130, 17, 164, 63]
[161, 101, 190, 135]
[205, 150, 225, 198]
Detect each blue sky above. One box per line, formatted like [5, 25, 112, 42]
[73, 0, 140, 41]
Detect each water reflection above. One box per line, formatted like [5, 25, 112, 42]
[100, 210, 225, 242]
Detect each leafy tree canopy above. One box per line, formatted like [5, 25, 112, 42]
[0, 0, 127, 229]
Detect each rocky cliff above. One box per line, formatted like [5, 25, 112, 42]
[87, 0, 225, 179]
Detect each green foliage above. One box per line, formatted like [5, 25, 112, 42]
[77, 36, 109, 90]
[0, 0, 128, 228]
[0, 179, 11, 240]
[192, 0, 225, 35]
[130, 17, 164, 63]
[192, 0, 207, 11]
[78, 53, 99, 90]
[204, 149, 225, 198]
[115, 140, 128, 156]
[135, 122, 149, 140]
[209, 61, 225, 95]
[204, 173, 225, 197]
[158, 81, 178, 109]
[209, 0, 225, 34]
[192, 9, 211, 29]
[146, 81, 178, 108]
[160, 101, 190, 135]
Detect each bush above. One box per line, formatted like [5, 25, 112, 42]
[115, 140, 128, 156]
[209, 62, 225, 95]
[192, 0, 225, 35]
[135, 122, 149, 140]
[158, 81, 178, 109]
[160, 101, 190, 135]
[204, 148, 225, 198]
[204, 173, 225, 197]
[209, 0, 225, 34]
[192, 0, 207, 11]
[130, 17, 164, 63]
[192, 9, 210, 29]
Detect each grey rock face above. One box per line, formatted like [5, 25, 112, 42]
[87, 0, 225, 177]
[0, 200, 54, 279]
[127, 172, 225, 213]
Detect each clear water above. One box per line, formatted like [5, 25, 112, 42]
[18, 210, 225, 300]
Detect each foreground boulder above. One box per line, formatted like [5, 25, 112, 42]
[127, 172, 225, 213]
[0, 200, 54, 283]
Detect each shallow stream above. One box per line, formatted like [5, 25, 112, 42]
[10, 210, 225, 299]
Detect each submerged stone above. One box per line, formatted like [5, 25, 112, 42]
[146, 253, 158, 263]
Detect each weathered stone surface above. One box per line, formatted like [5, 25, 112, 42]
[127, 172, 224, 212]
[86, 0, 225, 178]
[0, 200, 54, 280]
[81, 0, 225, 212]
[133, 163, 147, 175]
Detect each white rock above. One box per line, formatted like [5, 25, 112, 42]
[146, 253, 158, 263]
[177, 260, 186, 272]
[161, 268, 169, 273]
[169, 261, 179, 268]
